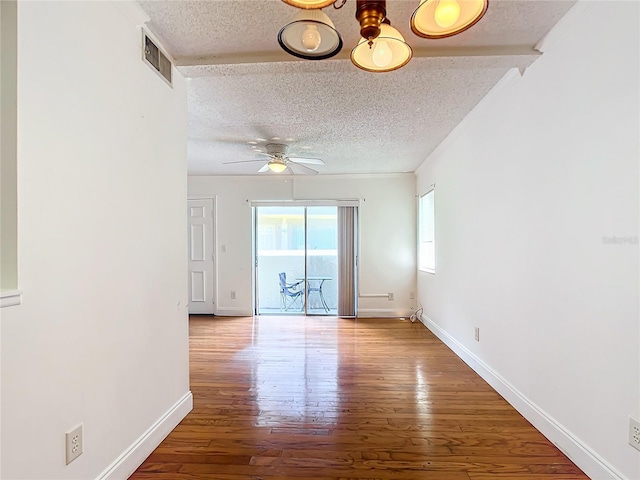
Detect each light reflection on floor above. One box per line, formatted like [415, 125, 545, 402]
[237, 316, 339, 428]
[414, 362, 431, 415]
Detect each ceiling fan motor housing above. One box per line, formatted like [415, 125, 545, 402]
[266, 143, 289, 156]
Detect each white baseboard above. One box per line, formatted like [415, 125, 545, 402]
[357, 308, 414, 318]
[96, 391, 193, 480]
[419, 315, 625, 480]
[215, 307, 253, 317]
[212, 308, 415, 318]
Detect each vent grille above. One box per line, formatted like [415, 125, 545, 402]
[143, 32, 172, 86]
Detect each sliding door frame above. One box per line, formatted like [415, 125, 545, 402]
[251, 200, 359, 317]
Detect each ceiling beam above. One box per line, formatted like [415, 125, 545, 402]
[175, 45, 540, 67]
[177, 46, 541, 78]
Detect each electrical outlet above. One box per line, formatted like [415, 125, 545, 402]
[231, 291, 236, 300]
[387, 293, 394, 301]
[474, 327, 480, 341]
[629, 416, 640, 451]
[65, 424, 83, 465]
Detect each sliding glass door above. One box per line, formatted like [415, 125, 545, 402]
[305, 206, 337, 315]
[255, 205, 346, 316]
[255, 206, 307, 314]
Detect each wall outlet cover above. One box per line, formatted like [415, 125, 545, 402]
[630, 416, 640, 451]
[65, 424, 83, 465]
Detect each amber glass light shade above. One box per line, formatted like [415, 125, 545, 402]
[411, 0, 488, 39]
[282, 0, 336, 9]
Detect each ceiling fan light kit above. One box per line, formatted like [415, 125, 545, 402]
[223, 142, 325, 175]
[279, 0, 488, 71]
[267, 160, 288, 173]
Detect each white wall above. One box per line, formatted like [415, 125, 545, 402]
[415, 2, 639, 479]
[1, 2, 190, 479]
[188, 174, 416, 317]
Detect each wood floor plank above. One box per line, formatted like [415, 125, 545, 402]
[129, 316, 588, 479]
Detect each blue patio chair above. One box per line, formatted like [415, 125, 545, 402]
[279, 272, 304, 311]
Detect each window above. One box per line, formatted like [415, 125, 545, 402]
[1, 0, 21, 307]
[419, 189, 435, 273]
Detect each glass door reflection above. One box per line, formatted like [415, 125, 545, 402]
[256, 206, 306, 315]
[305, 206, 337, 315]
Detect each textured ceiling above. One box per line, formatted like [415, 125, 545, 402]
[138, 0, 576, 176]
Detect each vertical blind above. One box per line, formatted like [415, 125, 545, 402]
[337, 206, 357, 317]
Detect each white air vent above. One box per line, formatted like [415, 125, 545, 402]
[142, 31, 172, 86]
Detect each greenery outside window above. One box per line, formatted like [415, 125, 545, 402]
[419, 188, 435, 273]
[1, 0, 20, 307]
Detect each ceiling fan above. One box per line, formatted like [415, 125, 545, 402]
[223, 143, 325, 175]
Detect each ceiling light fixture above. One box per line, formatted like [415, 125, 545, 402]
[283, 0, 336, 8]
[279, 0, 488, 71]
[411, 0, 488, 38]
[278, 9, 343, 60]
[268, 159, 288, 173]
[351, 19, 412, 72]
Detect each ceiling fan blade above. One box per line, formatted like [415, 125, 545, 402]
[250, 125, 276, 142]
[289, 162, 319, 175]
[288, 156, 324, 165]
[258, 163, 270, 173]
[212, 137, 252, 145]
[222, 159, 266, 165]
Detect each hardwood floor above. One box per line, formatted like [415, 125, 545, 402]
[130, 316, 588, 480]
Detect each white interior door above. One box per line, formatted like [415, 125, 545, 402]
[188, 199, 215, 314]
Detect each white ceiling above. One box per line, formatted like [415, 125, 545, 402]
[137, 0, 576, 176]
